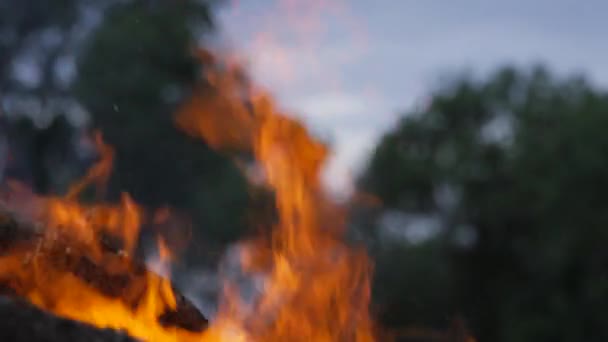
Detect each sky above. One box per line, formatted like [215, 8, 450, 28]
[217, 0, 608, 195]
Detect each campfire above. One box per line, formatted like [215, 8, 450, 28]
[0, 52, 374, 341]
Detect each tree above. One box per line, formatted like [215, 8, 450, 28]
[0, 0, 115, 195]
[0, 0, 102, 124]
[360, 65, 608, 341]
[74, 0, 251, 260]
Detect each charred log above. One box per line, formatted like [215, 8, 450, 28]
[158, 292, 209, 332]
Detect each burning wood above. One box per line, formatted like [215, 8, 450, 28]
[0, 47, 379, 340]
[0, 208, 208, 340]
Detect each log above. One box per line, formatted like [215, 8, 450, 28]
[0, 209, 208, 337]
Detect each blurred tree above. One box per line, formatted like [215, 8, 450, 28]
[0, 0, 77, 92]
[74, 0, 251, 258]
[360, 65, 608, 342]
[0, 0, 114, 194]
[0, 0, 104, 124]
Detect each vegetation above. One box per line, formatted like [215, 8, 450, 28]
[361, 66, 608, 341]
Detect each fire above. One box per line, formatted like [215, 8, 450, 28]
[65, 131, 114, 201]
[0, 63, 375, 342]
[0, 3, 375, 341]
[0, 136, 205, 342]
[176, 57, 374, 341]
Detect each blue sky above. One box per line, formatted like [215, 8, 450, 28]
[217, 0, 608, 195]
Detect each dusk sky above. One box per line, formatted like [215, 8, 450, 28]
[217, 0, 608, 194]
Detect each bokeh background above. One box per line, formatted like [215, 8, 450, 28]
[1, 1, 607, 341]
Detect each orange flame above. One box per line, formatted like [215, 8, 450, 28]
[0, 135, 206, 342]
[66, 131, 114, 200]
[0, 1, 376, 339]
[0, 61, 376, 341]
[177, 57, 375, 341]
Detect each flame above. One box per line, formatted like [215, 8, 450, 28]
[177, 58, 375, 341]
[0, 63, 375, 341]
[0, 134, 208, 341]
[146, 237, 178, 315]
[0, 1, 375, 340]
[65, 131, 114, 200]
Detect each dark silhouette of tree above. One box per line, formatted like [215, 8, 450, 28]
[361, 66, 608, 342]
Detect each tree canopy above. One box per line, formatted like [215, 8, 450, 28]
[361, 66, 608, 342]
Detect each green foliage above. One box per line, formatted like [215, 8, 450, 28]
[3, 115, 78, 194]
[361, 65, 608, 341]
[372, 241, 454, 330]
[74, 0, 251, 255]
